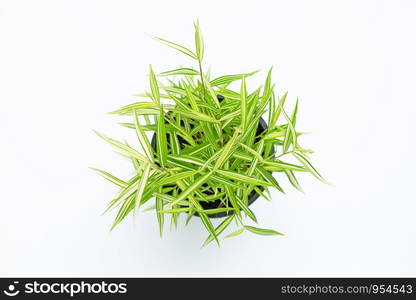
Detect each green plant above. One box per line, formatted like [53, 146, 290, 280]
[93, 20, 326, 247]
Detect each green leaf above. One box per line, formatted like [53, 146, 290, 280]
[262, 128, 286, 140]
[246, 139, 264, 180]
[89, 167, 127, 188]
[215, 169, 271, 186]
[134, 163, 151, 211]
[161, 86, 187, 97]
[202, 215, 234, 247]
[171, 108, 219, 123]
[256, 165, 285, 194]
[155, 192, 164, 237]
[154, 193, 189, 206]
[240, 142, 263, 162]
[153, 36, 197, 59]
[133, 109, 153, 160]
[108, 102, 159, 115]
[169, 132, 181, 155]
[219, 110, 240, 122]
[184, 83, 199, 111]
[291, 97, 299, 126]
[284, 170, 304, 193]
[168, 155, 207, 168]
[185, 208, 196, 225]
[164, 117, 197, 146]
[268, 90, 276, 131]
[157, 171, 199, 187]
[246, 86, 261, 126]
[263, 160, 306, 172]
[224, 227, 245, 239]
[202, 74, 221, 108]
[236, 196, 257, 223]
[271, 92, 288, 128]
[195, 192, 226, 202]
[198, 207, 234, 215]
[292, 152, 327, 183]
[254, 186, 270, 201]
[224, 185, 241, 218]
[159, 68, 199, 76]
[110, 193, 136, 230]
[232, 151, 253, 161]
[170, 171, 214, 206]
[240, 75, 247, 130]
[104, 174, 141, 215]
[149, 65, 160, 104]
[244, 225, 284, 236]
[261, 67, 273, 104]
[214, 130, 240, 170]
[94, 131, 147, 163]
[156, 106, 168, 167]
[282, 107, 297, 153]
[199, 212, 219, 246]
[181, 142, 211, 156]
[211, 174, 242, 189]
[160, 207, 190, 214]
[210, 70, 259, 87]
[194, 19, 204, 61]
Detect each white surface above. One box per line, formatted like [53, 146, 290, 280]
[1, 0, 416, 277]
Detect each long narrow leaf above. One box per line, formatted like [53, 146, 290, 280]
[170, 171, 213, 206]
[292, 152, 327, 183]
[153, 36, 197, 59]
[90, 167, 127, 188]
[214, 130, 240, 170]
[236, 196, 257, 223]
[244, 225, 284, 236]
[263, 160, 306, 172]
[224, 227, 245, 239]
[171, 108, 219, 123]
[199, 212, 219, 246]
[256, 165, 285, 194]
[156, 170, 198, 187]
[240, 75, 247, 130]
[202, 215, 234, 247]
[149, 65, 160, 104]
[210, 70, 259, 87]
[155, 192, 164, 237]
[216, 169, 271, 186]
[133, 109, 153, 160]
[156, 106, 168, 167]
[284, 170, 304, 193]
[134, 163, 151, 211]
[94, 131, 147, 163]
[109, 102, 159, 115]
[194, 19, 204, 61]
[159, 68, 199, 76]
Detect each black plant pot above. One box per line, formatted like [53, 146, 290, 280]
[150, 100, 273, 218]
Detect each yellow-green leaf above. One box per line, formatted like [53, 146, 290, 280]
[224, 227, 245, 239]
[159, 68, 199, 76]
[149, 65, 160, 104]
[244, 225, 284, 236]
[202, 215, 234, 247]
[133, 109, 153, 160]
[153, 36, 197, 60]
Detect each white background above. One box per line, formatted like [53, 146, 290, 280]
[1, 0, 416, 277]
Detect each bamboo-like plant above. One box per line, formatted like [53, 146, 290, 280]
[93, 20, 326, 247]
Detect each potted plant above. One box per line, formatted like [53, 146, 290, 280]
[93, 20, 326, 247]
